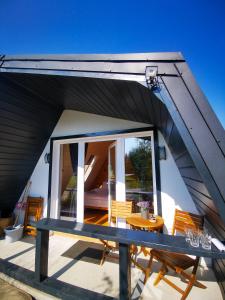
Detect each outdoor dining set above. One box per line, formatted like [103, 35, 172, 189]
[100, 200, 215, 300]
[34, 200, 225, 300]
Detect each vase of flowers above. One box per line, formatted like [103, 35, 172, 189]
[137, 201, 150, 219]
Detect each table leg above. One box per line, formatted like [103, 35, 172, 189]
[119, 243, 131, 300]
[35, 228, 49, 281]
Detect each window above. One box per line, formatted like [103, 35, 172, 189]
[125, 136, 153, 212]
[50, 129, 156, 222]
[60, 143, 78, 220]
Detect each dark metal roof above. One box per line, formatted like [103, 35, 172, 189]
[0, 52, 224, 233]
[0, 52, 184, 84]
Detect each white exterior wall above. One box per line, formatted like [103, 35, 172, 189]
[29, 110, 150, 217]
[158, 131, 198, 234]
[29, 109, 198, 232]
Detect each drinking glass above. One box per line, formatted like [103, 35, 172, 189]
[184, 227, 192, 242]
[190, 230, 200, 247]
[201, 232, 212, 250]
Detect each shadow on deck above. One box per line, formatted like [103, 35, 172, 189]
[0, 258, 115, 300]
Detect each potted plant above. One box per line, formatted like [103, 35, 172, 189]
[137, 201, 150, 219]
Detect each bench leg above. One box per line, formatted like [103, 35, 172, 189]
[35, 229, 49, 281]
[119, 243, 131, 300]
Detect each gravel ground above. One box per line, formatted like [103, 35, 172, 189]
[0, 279, 32, 300]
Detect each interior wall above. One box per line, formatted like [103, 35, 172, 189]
[28, 109, 198, 231]
[61, 144, 73, 194]
[84, 141, 112, 191]
[29, 110, 150, 217]
[158, 131, 198, 234]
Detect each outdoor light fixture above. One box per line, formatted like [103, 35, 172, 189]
[159, 146, 166, 160]
[145, 66, 159, 90]
[44, 153, 50, 164]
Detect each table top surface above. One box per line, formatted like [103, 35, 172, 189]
[126, 214, 164, 230]
[34, 218, 225, 259]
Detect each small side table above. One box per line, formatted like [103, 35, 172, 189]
[127, 214, 164, 257]
[126, 213, 164, 232]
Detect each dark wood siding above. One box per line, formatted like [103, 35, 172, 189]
[145, 88, 225, 295]
[0, 75, 62, 215]
[150, 99, 225, 296]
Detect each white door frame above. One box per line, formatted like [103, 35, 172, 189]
[50, 143, 61, 219]
[76, 142, 85, 223]
[50, 130, 157, 222]
[108, 142, 116, 224]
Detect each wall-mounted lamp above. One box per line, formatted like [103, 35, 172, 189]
[145, 66, 159, 91]
[44, 153, 50, 164]
[159, 146, 166, 160]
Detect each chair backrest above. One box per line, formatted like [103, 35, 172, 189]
[111, 200, 133, 220]
[172, 209, 204, 235]
[24, 197, 43, 224]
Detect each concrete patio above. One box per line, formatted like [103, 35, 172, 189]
[0, 234, 222, 300]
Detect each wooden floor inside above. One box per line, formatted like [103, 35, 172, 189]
[56, 209, 109, 241]
[84, 209, 108, 226]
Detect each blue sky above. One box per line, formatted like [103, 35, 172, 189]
[0, 0, 224, 127]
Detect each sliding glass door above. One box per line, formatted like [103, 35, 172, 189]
[50, 130, 155, 223]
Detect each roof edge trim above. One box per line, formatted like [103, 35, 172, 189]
[0, 68, 146, 82]
[2, 52, 185, 62]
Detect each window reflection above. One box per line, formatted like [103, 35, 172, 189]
[125, 137, 153, 212]
[60, 143, 78, 220]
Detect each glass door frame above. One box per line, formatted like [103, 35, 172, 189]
[49, 129, 157, 223]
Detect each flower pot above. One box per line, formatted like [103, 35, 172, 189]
[4, 225, 23, 243]
[141, 208, 149, 219]
[0, 217, 13, 236]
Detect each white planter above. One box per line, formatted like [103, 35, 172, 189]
[4, 225, 24, 243]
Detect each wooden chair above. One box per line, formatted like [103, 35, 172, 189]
[23, 197, 43, 237]
[143, 209, 206, 300]
[171, 209, 204, 236]
[100, 200, 133, 265]
[109, 200, 133, 226]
